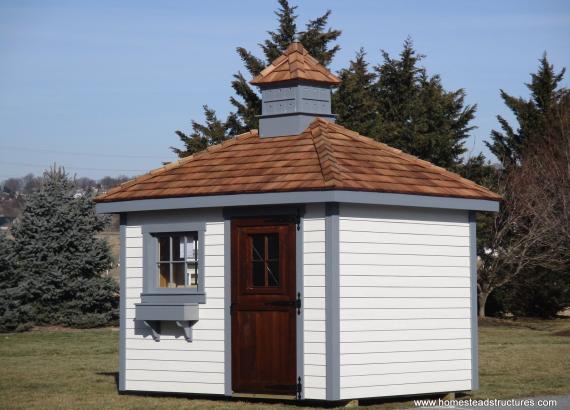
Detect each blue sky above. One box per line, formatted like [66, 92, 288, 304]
[1, 0, 569, 180]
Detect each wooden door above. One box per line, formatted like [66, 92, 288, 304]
[231, 217, 297, 396]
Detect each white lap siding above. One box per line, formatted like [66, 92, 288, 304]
[123, 209, 226, 395]
[338, 204, 473, 399]
[303, 204, 327, 400]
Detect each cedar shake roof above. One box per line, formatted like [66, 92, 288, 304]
[250, 42, 341, 86]
[95, 118, 501, 203]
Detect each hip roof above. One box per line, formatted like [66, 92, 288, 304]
[95, 118, 501, 204]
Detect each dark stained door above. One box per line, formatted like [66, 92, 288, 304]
[231, 217, 297, 396]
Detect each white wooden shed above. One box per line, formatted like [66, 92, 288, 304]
[95, 41, 500, 402]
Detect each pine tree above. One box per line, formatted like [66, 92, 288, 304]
[9, 167, 118, 328]
[372, 38, 477, 169]
[171, 106, 231, 158]
[486, 53, 566, 167]
[172, 0, 341, 157]
[0, 233, 28, 332]
[333, 48, 377, 136]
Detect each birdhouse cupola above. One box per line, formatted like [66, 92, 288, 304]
[250, 40, 341, 137]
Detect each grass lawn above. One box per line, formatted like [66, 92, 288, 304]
[1, 319, 569, 409]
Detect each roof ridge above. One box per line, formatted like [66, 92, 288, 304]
[97, 130, 258, 199]
[322, 121, 501, 200]
[309, 120, 342, 188]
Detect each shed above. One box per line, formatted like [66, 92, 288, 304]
[95, 41, 500, 402]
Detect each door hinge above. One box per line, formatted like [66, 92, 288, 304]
[297, 376, 302, 400]
[296, 292, 301, 315]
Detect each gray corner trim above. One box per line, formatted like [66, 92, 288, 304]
[118, 213, 127, 392]
[142, 222, 206, 296]
[296, 214, 304, 399]
[469, 211, 479, 390]
[96, 190, 500, 214]
[325, 203, 340, 400]
[223, 218, 232, 396]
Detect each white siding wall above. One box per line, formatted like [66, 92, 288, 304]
[303, 204, 327, 400]
[123, 209, 226, 394]
[338, 204, 473, 399]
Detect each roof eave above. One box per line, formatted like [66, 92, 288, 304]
[95, 189, 500, 214]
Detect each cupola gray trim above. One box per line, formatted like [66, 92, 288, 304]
[256, 81, 337, 137]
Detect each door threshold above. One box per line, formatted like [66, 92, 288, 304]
[232, 393, 297, 400]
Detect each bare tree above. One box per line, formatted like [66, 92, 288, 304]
[477, 92, 570, 318]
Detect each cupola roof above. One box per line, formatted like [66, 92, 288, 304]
[250, 42, 341, 86]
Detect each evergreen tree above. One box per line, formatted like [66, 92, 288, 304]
[486, 53, 566, 167]
[171, 106, 232, 158]
[172, 0, 341, 157]
[372, 38, 477, 169]
[333, 49, 377, 136]
[0, 233, 29, 332]
[9, 167, 118, 328]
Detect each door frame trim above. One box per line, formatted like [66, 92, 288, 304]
[223, 208, 304, 398]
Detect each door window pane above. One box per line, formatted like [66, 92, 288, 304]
[252, 261, 265, 287]
[252, 235, 264, 261]
[249, 233, 279, 288]
[267, 260, 279, 287]
[267, 234, 279, 259]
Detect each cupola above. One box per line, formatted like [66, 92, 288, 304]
[250, 40, 341, 137]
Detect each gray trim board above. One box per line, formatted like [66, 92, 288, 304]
[325, 203, 340, 400]
[223, 218, 232, 396]
[222, 204, 304, 219]
[96, 190, 500, 214]
[118, 213, 127, 392]
[296, 214, 304, 399]
[140, 293, 205, 304]
[469, 211, 479, 390]
[134, 303, 199, 321]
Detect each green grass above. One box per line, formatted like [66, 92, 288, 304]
[1, 319, 569, 409]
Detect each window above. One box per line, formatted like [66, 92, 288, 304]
[250, 233, 279, 287]
[154, 232, 198, 288]
[141, 222, 205, 298]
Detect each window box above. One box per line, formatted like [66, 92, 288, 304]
[134, 222, 206, 341]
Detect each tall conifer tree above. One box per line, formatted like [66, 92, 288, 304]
[173, 0, 341, 156]
[372, 38, 476, 169]
[333, 49, 377, 136]
[486, 53, 566, 167]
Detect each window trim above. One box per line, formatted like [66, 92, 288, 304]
[142, 222, 206, 297]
